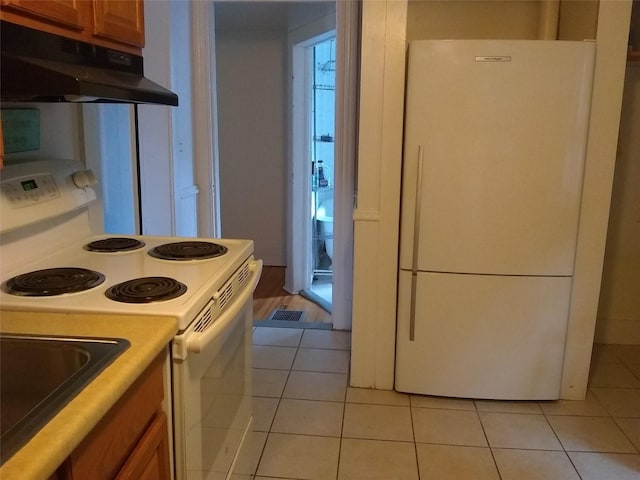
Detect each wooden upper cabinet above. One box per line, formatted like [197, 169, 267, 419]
[91, 0, 144, 49]
[0, 0, 144, 54]
[0, 0, 85, 30]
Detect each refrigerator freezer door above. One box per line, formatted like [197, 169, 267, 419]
[399, 40, 595, 276]
[395, 270, 572, 399]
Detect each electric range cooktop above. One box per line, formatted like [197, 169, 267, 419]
[0, 234, 254, 328]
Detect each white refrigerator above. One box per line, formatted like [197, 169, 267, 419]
[395, 40, 595, 400]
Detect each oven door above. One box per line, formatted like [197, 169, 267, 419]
[172, 259, 262, 480]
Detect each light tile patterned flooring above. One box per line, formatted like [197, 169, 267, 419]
[232, 328, 640, 479]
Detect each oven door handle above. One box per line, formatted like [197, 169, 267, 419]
[182, 259, 263, 357]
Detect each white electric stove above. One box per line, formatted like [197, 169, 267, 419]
[0, 232, 254, 330]
[0, 159, 260, 480]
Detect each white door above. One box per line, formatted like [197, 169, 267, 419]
[399, 40, 595, 276]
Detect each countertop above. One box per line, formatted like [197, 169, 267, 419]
[0, 310, 178, 480]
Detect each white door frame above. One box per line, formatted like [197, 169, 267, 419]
[285, 1, 359, 331]
[331, 0, 359, 331]
[288, 29, 336, 298]
[192, 0, 221, 238]
[288, 37, 315, 297]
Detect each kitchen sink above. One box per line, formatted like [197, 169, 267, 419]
[0, 334, 130, 465]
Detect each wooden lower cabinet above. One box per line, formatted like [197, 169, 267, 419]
[54, 354, 171, 480]
[115, 411, 171, 480]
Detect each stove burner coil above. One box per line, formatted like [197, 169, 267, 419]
[105, 277, 187, 303]
[4, 268, 106, 296]
[85, 237, 145, 252]
[148, 241, 228, 260]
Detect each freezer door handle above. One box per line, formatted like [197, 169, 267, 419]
[409, 146, 424, 341]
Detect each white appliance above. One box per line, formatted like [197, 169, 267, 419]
[0, 159, 262, 479]
[395, 40, 595, 400]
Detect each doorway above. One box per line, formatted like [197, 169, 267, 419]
[285, 1, 359, 331]
[213, 1, 358, 330]
[296, 34, 336, 313]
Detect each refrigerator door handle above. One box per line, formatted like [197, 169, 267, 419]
[409, 145, 424, 341]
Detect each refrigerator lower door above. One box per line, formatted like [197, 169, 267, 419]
[395, 270, 572, 400]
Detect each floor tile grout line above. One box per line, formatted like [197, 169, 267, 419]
[473, 394, 504, 480]
[407, 396, 422, 480]
[541, 405, 587, 479]
[336, 364, 347, 480]
[563, 449, 640, 455]
[253, 347, 297, 479]
[566, 449, 587, 480]
[253, 345, 351, 352]
[611, 417, 640, 454]
[545, 412, 640, 455]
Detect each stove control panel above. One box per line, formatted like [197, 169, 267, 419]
[0, 159, 96, 234]
[2, 173, 60, 205]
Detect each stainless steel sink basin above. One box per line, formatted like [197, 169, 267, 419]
[0, 334, 130, 465]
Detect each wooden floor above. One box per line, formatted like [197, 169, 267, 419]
[253, 266, 332, 324]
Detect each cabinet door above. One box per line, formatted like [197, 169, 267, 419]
[68, 355, 164, 480]
[1, 0, 84, 29]
[91, 0, 144, 48]
[115, 411, 171, 480]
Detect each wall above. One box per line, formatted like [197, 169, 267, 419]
[168, 0, 198, 237]
[138, 0, 175, 235]
[407, 0, 540, 40]
[137, 0, 206, 238]
[596, 63, 640, 344]
[214, 2, 336, 267]
[1, 104, 83, 162]
[82, 104, 137, 235]
[215, 3, 287, 265]
[138, 0, 220, 239]
[558, 0, 599, 40]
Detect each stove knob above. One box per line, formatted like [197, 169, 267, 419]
[72, 169, 97, 188]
